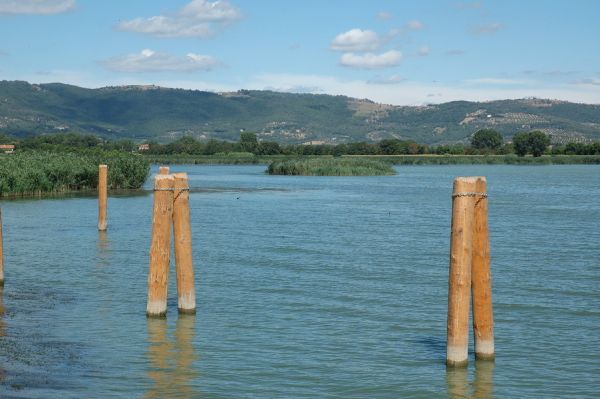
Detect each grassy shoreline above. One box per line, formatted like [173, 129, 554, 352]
[144, 154, 600, 165]
[0, 151, 150, 198]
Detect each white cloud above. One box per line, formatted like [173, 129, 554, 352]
[102, 49, 221, 73]
[465, 77, 532, 85]
[330, 29, 381, 52]
[472, 22, 504, 35]
[570, 78, 600, 87]
[340, 50, 402, 69]
[406, 20, 424, 30]
[115, 0, 241, 38]
[367, 74, 405, 85]
[0, 0, 74, 14]
[376, 11, 393, 21]
[180, 0, 241, 21]
[445, 49, 466, 56]
[418, 46, 430, 56]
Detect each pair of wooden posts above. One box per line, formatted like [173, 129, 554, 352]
[147, 166, 196, 317]
[96, 165, 196, 317]
[447, 176, 494, 367]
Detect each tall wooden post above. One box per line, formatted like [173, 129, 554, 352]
[447, 177, 477, 367]
[0, 208, 4, 286]
[98, 164, 108, 231]
[173, 173, 196, 314]
[147, 174, 174, 317]
[472, 177, 494, 360]
[159, 166, 170, 175]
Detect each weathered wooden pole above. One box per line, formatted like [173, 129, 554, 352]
[98, 164, 108, 231]
[447, 176, 477, 367]
[0, 208, 4, 286]
[472, 176, 494, 360]
[173, 173, 196, 314]
[147, 174, 175, 317]
[159, 166, 170, 175]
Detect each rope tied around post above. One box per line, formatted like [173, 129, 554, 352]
[153, 187, 190, 191]
[451, 192, 488, 199]
[153, 186, 190, 200]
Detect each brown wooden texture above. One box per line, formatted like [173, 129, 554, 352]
[446, 176, 477, 367]
[472, 177, 495, 360]
[173, 173, 196, 314]
[98, 164, 108, 231]
[158, 166, 170, 175]
[146, 174, 174, 317]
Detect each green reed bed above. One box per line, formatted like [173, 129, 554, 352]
[0, 151, 149, 197]
[267, 157, 396, 176]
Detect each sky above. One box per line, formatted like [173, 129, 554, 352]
[0, 0, 599, 105]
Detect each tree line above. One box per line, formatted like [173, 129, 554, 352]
[142, 130, 600, 157]
[2, 130, 599, 157]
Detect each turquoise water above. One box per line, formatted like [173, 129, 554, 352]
[0, 164, 598, 398]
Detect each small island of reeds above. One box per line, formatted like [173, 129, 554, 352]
[267, 157, 396, 176]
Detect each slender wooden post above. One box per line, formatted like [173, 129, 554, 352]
[159, 166, 170, 175]
[147, 174, 174, 317]
[98, 164, 108, 231]
[0, 208, 4, 286]
[447, 177, 477, 367]
[173, 173, 196, 314]
[472, 177, 494, 360]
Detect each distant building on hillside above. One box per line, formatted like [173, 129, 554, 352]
[302, 140, 325, 145]
[0, 144, 15, 154]
[138, 143, 150, 151]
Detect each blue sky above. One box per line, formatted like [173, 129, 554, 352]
[1, 0, 599, 104]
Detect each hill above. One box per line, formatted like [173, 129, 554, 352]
[1, 80, 599, 144]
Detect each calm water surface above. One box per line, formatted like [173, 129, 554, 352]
[0, 164, 598, 398]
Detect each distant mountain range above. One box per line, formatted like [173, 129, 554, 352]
[1, 80, 599, 144]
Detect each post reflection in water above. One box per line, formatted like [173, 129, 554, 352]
[0, 287, 6, 383]
[96, 231, 109, 266]
[144, 315, 200, 398]
[473, 360, 494, 399]
[446, 365, 469, 399]
[446, 361, 494, 399]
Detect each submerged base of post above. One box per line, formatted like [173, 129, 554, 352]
[475, 340, 495, 360]
[177, 293, 196, 314]
[146, 301, 167, 318]
[446, 345, 469, 367]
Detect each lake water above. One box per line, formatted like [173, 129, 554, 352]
[0, 164, 598, 398]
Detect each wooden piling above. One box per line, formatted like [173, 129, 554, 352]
[147, 174, 175, 317]
[447, 176, 477, 367]
[472, 177, 494, 360]
[98, 164, 108, 231]
[159, 166, 170, 175]
[0, 208, 4, 286]
[173, 173, 196, 314]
